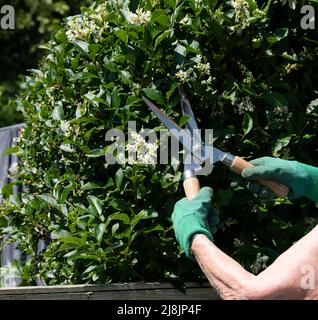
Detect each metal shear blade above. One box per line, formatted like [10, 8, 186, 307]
[142, 95, 205, 173]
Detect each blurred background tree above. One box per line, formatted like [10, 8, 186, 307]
[0, 0, 91, 128]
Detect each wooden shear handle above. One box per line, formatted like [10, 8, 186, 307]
[183, 177, 200, 200]
[230, 156, 290, 198]
[183, 157, 290, 200]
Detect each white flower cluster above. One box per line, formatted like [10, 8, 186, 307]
[130, 83, 142, 95]
[176, 55, 212, 84]
[176, 70, 190, 82]
[250, 253, 269, 274]
[180, 16, 189, 25]
[230, 0, 250, 25]
[12, 128, 25, 145]
[282, 63, 298, 75]
[273, 106, 293, 121]
[194, 55, 211, 75]
[60, 120, 72, 137]
[46, 86, 57, 105]
[201, 76, 213, 85]
[235, 97, 255, 115]
[128, 8, 151, 25]
[213, 8, 224, 24]
[91, 3, 109, 22]
[149, 0, 161, 6]
[233, 238, 244, 248]
[230, 0, 247, 10]
[218, 217, 238, 231]
[66, 14, 108, 42]
[126, 131, 158, 165]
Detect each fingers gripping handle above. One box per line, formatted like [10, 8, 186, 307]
[229, 156, 290, 198]
[183, 177, 200, 200]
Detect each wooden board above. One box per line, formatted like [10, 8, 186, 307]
[0, 282, 220, 300]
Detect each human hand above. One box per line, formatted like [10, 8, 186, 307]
[231, 157, 318, 202]
[172, 187, 219, 258]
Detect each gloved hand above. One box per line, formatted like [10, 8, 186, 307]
[232, 157, 318, 202]
[172, 187, 219, 258]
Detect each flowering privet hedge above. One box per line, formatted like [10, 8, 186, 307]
[0, 0, 90, 127]
[1, 0, 318, 285]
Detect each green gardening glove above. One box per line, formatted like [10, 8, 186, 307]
[172, 187, 218, 258]
[239, 157, 318, 202]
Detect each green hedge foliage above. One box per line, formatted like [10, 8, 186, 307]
[0, 0, 90, 128]
[1, 0, 318, 285]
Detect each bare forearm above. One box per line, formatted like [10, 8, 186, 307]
[191, 226, 318, 300]
[191, 234, 255, 299]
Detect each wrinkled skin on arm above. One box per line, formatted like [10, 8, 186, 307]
[191, 225, 318, 300]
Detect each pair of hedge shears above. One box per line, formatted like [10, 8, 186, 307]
[142, 91, 289, 200]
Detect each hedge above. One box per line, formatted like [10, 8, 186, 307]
[0, 0, 318, 285]
[0, 0, 90, 128]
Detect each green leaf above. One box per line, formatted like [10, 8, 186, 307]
[143, 224, 165, 234]
[0, 217, 8, 228]
[108, 213, 130, 224]
[281, 52, 298, 61]
[288, 0, 297, 10]
[53, 105, 64, 120]
[86, 149, 105, 158]
[60, 237, 84, 246]
[143, 88, 166, 106]
[246, 0, 258, 10]
[1, 183, 14, 199]
[70, 72, 99, 81]
[83, 265, 98, 274]
[82, 182, 105, 190]
[111, 223, 120, 235]
[87, 195, 103, 216]
[36, 194, 58, 207]
[131, 209, 158, 228]
[306, 98, 318, 115]
[8, 195, 21, 209]
[111, 89, 121, 108]
[273, 135, 292, 153]
[151, 10, 170, 26]
[164, 0, 176, 8]
[55, 29, 67, 42]
[115, 29, 128, 44]
[110, 198, 131, 212]
[95, 223, 106, 243]
[179, 115, 191, 127]
[263, 91, 288, 108]
[154, 29, 174, 49]
[266, 28, 289, 45]
[74, 40, 89, 53]
[174, 43, 187, 64]
[103, 58, 119, 72]
[76, 104, 86, 118]
[3, 146, 20, 155]
[60, 183, 73, 204]
[51, 229, 72, 239]
[60, 144, 76, 153]
[115, 168, 124, 188]
[242, 113, 253, 135]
